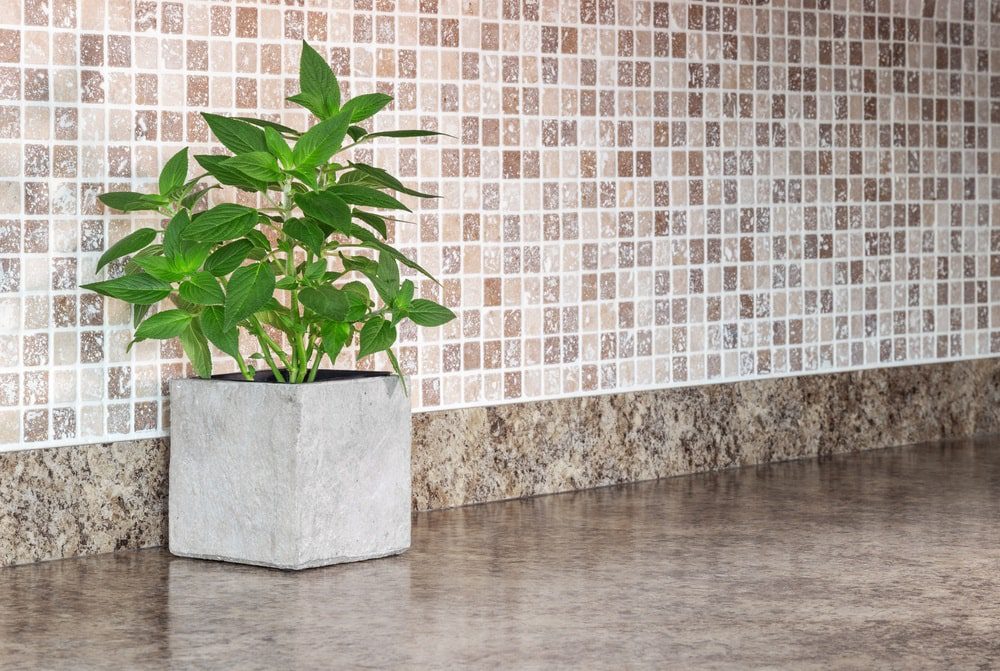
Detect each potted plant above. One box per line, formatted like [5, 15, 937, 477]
[82, 42, 455, 570]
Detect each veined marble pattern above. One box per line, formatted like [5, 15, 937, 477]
[3, 358, 999, 566]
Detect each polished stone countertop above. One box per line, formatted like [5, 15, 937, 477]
[1, 437, 998, 669]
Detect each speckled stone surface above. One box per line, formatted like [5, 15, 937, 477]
[411, 357, 1000, 509]
[0, 439, 168, 567]
[0, 437, 998, 669]
[3, 358, 1000, 567]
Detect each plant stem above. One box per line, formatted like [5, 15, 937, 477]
[301, 330, 317, 383]
[306, 346, 324, 383]
[249, 316, 291, 377]
[253, 332, 285, 383]
[286, 333, 299, 382]
[263, 332, 293, 371]
[276, 178, 306, 382]
[288, 280, 306, 382]
[295, 330, 310, 382]
[216, 275, 256, 382]
[235, 351, 254, 381]
[303, 330, 316, 362]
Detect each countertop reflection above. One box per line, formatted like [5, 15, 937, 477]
[1, 437, 998, 669]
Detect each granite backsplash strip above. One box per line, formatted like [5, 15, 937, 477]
[411, 356, 1000, 508]
[3, 358, 1000, 566]
[0, 437, 167, 567]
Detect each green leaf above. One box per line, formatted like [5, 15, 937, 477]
[245, 229, 271, 250]
[346, 125, 368, 142]
[171, 244, 211, 274]
[221, 152, 282, 183]
[131, 255, 188, 282]
[393, 279, 414, 313]
[342, 280, 370, 301]
[200, 305, 241, 358]
[179, 319, 213, 379]
[179, 272, 225, 305]
[235, 117, 300, 137]
[385, 348, 408, 395]
[326, 185, 411, 212]
[358, 317, 396, 359]
[340, 93, 393, 123]
[264, 127, 294, 168]
[223, 262, 275, 329]
[364, 240, 439, 284]
[133, 303, 150, 328]
[297, 40, 340, 117]
[123, 244, 164, 275]
[291, 109, 351, 170]
[294, 191, 352, 230]
[133, 309, 193, 341]
[364, 129, 451, 140]
[180, 185, 218, 211]
[81, 273, 173, 305]
[407, 298, 456, 327]
[299, 285, 351, 321]
[283, 218, 325, 256]
[349, 162, 439, 199]
[288, 167, 318, 190]
[256, 301, 295, 332]
[373, 249, 399, 304]
[286, 92, 331, 120]
[339, 253, 379, 277]
[183, 204, 259, 243]
[158, 148, 189, 196]
[342, 284, 370, 321]
[195, 154, 269, 192]
[96, 227, 158, 272]
[172, 293, 199, 313]
[201, 113, 267, 154]
[162, 210, 190, 259]
[98, 191, 166, 213]
[204, 239, 254, 276]
[303, 259, 327, 282]
[337, 170, 376, 186]
[99, 191, 144, 211]
[320, 321, 352, 364]
[352, 210, 387, 238]
[275, 276, 297, 290]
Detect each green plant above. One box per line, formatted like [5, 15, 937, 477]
[82, 41, 455, 386]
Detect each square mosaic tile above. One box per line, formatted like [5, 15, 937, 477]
[0, 0, 999, 450]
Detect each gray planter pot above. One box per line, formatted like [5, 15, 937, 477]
[168, 372, 411, 570]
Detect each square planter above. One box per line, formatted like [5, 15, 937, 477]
[168, 371, 411, 570]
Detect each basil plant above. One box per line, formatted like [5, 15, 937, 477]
[83, 41, 455, 386]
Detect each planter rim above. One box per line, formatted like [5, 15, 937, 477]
[173, 369, 397, 386]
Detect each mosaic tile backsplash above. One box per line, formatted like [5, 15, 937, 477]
[0, 0, 999, 450]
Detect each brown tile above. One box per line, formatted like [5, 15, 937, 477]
[0, 30, 19, 62]
[235, 7, 257, 38]
[0, 0, 995, 450]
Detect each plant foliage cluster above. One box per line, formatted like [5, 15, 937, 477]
[83, 41, 455, 385]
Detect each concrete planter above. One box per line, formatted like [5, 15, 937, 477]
[168, 371, 411, 570]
